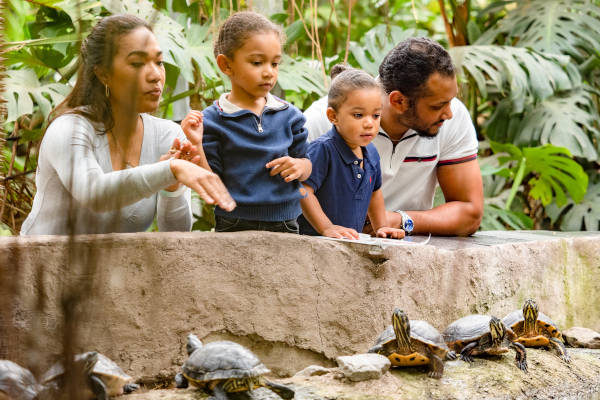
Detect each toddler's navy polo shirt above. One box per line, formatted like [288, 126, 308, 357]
[299, 127, 382, 235]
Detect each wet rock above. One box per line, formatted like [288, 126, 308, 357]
[564, 327, 600, 349]
[335, 353, 390, 382]
[294, 365, 332, 377]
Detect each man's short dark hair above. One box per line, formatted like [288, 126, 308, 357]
[378, 37, 455, 98]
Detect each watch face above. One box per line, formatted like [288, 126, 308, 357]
[404, 218, 414, 232]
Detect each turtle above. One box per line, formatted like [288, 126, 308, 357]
[40, 351, 139, 400]
[367, 308, 457, 379]
[443, 314, 528, 372]
[175, 334, 294, 400]
[502, 298, 571, 363]
[0, 360, 41, 400]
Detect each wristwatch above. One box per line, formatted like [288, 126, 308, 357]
[396, 210, 414, 235]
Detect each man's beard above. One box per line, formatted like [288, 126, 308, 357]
[403, 101, 443, 139]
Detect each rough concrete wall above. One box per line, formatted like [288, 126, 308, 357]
[0, 232, 599, 380]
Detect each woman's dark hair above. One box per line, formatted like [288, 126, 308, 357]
[327, 65, 381, 111]
[52, 14, 152, 132]
[214, 11, 284, 59]
[378, 37, 455, 99]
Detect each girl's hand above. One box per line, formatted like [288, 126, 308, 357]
[375, 227, 405, 239]
[322, 225, 360, 240]
[170, 159, 236, 211]
[181, 110, 204, 146]
[266, 157, 312, 182]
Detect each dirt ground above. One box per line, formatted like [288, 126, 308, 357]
[118, 348, 600, 400]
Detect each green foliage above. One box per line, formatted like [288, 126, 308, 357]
[5, 69, 71, 123]
[546, 177, 600, 231]
[478, 0, 600, 63]
[480, 205, 533, 230]
[348, 25, 429, 76]
[490, 142, 588, 208]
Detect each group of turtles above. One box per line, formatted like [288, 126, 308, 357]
[369, 299, 570, 379]
[1, 299, 570, 399]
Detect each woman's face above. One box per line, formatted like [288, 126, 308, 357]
[104, 27, 165, 114]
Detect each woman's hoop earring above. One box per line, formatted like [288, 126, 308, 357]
[105, 85, 110, 97]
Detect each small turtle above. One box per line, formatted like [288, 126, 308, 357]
[175, 334, 294, 400]
[503, 299, 570, 363]
[0, 360, 40, 400]
[367, 308, 456, 379]
[443, 314, 528, 372]
[40, 351, 138, 400]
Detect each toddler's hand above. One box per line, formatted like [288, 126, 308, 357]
[181, 110, 203, 145]
[266, 157, 312, 182]
[375, 227, 405, 239]
[322, 225, 360, 240]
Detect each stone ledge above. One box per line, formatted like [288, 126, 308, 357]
[0, 231, 599, 381]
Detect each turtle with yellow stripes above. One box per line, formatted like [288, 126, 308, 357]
[368, 308, 456, 379]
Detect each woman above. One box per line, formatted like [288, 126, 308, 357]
[21, 14, 235, 235]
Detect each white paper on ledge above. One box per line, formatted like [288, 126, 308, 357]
[316, 233, 432, 248]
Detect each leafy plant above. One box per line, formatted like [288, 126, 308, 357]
[490, 142, 588, 209]
[546, 179, 600, 231]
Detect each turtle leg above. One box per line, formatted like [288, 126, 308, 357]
[427, 354, 445, 379]
[123, 383, 140, 393]
[89, 374, 109, 400]
[175, 373, 188, 389]
[459, 342, 478, 363]
[446, 350, 457, 360]
[509, 341, 528, 372]
[549, 337, 571, 363]
[367, 344, 384, 354]
[209, 383, 231, 400]
[265, 380, 295, 399]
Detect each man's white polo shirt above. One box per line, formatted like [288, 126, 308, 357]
[303, 97, 478, 212]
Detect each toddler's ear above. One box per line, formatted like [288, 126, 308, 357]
[216, 54, 233, 75]
[326, 107, 337, 124]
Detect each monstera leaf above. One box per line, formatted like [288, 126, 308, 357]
[481, 204, 533, 230]
[4, 69, 70, 123]
[491, 142, 588, 207]
[450, 45, 580, 112]
[546, 180, 600, 231]
[485, 88, 600, 161]
[477, 0, 600, 64]
[349, 25, 428, 77]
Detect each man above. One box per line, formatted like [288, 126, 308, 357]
[303, 37, 483, 236]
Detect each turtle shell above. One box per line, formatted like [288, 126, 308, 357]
[41, 352, 132, 397]
[443, 314, 494, 348]
[0, 360, 40, 400]
[372, 320, 449, 351]
[183, 341, 270, 384]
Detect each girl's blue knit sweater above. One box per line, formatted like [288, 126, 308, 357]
[202, 93, 309, 221]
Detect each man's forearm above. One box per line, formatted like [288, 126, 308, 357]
[388, 201, 482, 236]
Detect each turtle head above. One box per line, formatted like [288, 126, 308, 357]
[186, 334, 203, 356]
[489, 316, 506, 347]
[522, 299, 539, 323]
[392, 308, 411, 350]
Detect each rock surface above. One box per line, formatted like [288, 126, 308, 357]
[0, 231, 599, 382]
[116, 348, 600, 399]
[293, 365, 332, 377]
[335, 353, 390, 382]
[564, 327, 600, 349]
